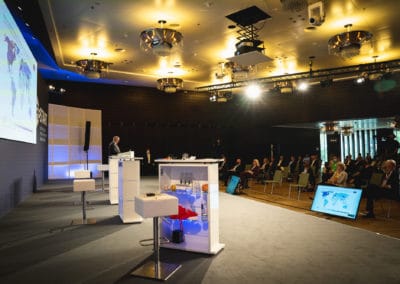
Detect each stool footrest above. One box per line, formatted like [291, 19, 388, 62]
[139, 237, 170, 247]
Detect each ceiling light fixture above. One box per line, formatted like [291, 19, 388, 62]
[140, 20, 183, 57]
[321, 122, 339, 134]
[157, 77, 183, 93]
[274, 81, 293, 94]
[76, 53, 112, 79]
[328, 24, 373, 59]
[341, 126, 354, 136]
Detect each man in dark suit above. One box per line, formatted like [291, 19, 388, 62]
[363, 159, 399, 218]
[225, 158, 244, 186]
[108, 136, 121, 156]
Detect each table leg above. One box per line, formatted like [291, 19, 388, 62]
[82, 191, 86, 221]
[101, 171, 105, 191]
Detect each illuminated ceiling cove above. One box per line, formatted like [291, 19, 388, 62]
[32, 0, 400, 90]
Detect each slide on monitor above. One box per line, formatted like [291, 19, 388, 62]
[311, 185, 363, 219]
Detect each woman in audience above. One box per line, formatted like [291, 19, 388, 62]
[327, 162, 348, 187]
[239, 158, 260, 189]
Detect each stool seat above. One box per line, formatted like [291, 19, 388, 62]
[135, 194, 178, 218]
[97, 164, 109, 171]
[73, 179, 95, 192]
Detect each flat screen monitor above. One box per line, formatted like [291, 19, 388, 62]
[311, 185, 363, 219]
[0, 0, 37, 144]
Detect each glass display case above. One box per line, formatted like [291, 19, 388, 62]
[156, 159, 225, 254]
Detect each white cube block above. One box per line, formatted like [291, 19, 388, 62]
[74, 170, 91, 179]
[97, 164, 109, 171]
[135, 194, 178, 218]
[73, 179, 96, 192]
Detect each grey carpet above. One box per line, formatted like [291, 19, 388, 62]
[0, 177, 399, 284]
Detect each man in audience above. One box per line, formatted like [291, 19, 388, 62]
[225, 158, 244, 186]
[310, 153, 321, 189]
[362, 159, 399, 218]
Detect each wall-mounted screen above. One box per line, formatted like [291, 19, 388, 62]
[311, 185, 362, 219]
[0, 0, 37, 144]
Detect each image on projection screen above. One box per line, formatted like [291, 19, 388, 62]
[0, 0, 37, 144]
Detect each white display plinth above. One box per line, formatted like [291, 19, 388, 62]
[155, 159, 225, 255]
[118, 159, 143, 223]
[108, 151, 135, 204]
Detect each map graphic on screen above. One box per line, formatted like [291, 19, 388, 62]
[311, 185, 363, 219]
[0, 0, 37, 144]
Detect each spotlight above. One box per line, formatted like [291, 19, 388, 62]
[297, 81, 309, 91]
[354, 72, 368, 85]
[48, 85, 55, 91]
[354, 77, 366, 85]
[209, 94, 217, 102]
[245, 84, 262, 99]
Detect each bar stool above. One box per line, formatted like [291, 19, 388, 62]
[72, 178, 96, 225]
[132, 194, 180, 280]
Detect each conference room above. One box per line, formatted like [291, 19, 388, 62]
[1, 0, 400, 283]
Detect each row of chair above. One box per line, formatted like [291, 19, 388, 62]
[262, 170, 309, 200]
[262, 170, 396, 218]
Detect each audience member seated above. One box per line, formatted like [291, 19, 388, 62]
[310, 153, 321, 189]
[344, 154, 355, 176]
[321, 162, 332, 183]
[326, 162, 348, 187]
[302, 161, 314, 191]
[267, 156, 277, 179]
[362, 159, 399, 218]
[239, 159, 260, 189]
[287, 155, 296, 181]
[257, 157, 270, 182]
[348, 155, 366, 188]
[276, 155, 285, 171]
[225, 158, 245, 186]
[293, 155, 304, 181]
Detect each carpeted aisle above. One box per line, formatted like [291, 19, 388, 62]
[207, 193, 400, 284]
[0, 178, 399, 284]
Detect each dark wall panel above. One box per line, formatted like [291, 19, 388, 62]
[0, 75, 48, 217]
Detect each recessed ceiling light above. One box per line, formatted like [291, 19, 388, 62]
[228, 24, 236, 29]
[114, 48, 126, 52]
[304, 26, 317, 32]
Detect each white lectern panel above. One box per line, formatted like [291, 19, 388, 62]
[118, 159, 142, 223]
